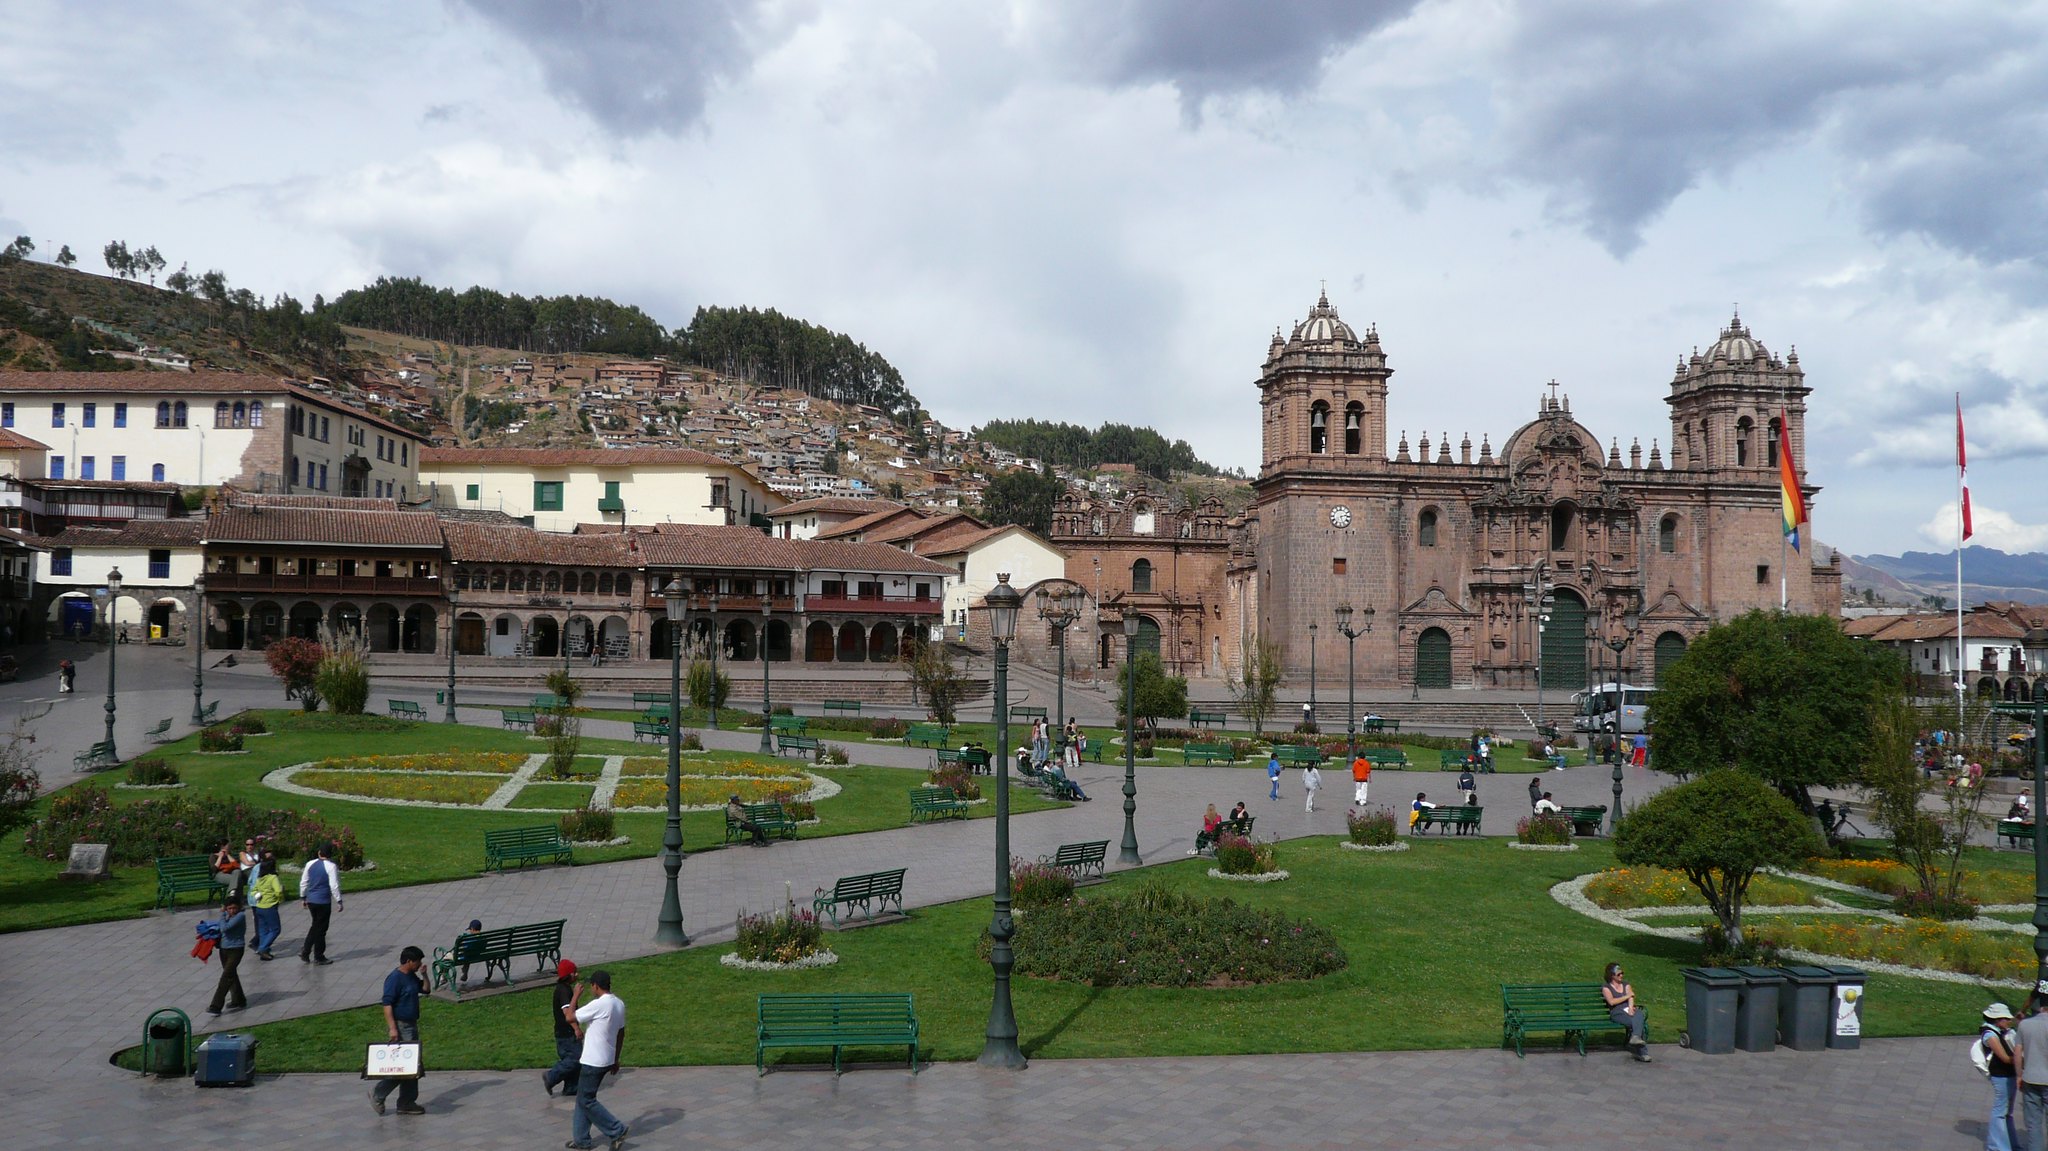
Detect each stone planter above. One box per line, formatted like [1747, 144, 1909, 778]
[1208, 868, 1291, 882]
[1509, 841, 1579, 852]
[1340, 840, 1409, 852]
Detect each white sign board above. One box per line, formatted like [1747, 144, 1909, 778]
[365, 1043, 421, 1079]
[1833, 985, 1862, 1038]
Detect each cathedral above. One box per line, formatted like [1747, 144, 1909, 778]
[1231, 293, 1841, 692]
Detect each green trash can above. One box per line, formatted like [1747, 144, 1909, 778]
[436, 689, 446, 705]
[1775, 966, 1834, 1051]
[1822, 965, 1865, 1050]
[1680, 967, 1744, 1054]
[1732, 966, 1784, 1052]
[142, 1007, 191, 1078]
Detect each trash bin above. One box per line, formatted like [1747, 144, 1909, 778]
[1732, 966, 1784, 1052]
[1680, 967, 1744, 1054]
[1822, 965, 1866, 1050]
[436, 689, 446, 705]
[1775, 965, 1835, 1051]
[142, 1007, 191, 1078]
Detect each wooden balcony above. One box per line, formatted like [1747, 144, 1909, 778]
[803, 594, 942, 616]
[203, 572, 444, 597]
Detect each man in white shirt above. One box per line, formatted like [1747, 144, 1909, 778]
[1534, 792, 1562, 815]
[566, 970, 629, 1150]
[296, 841, 342, 965]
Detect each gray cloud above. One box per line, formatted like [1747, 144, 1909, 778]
[454, 0, 765, 136]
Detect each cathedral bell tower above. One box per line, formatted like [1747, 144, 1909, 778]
[1665, 311, 1809, 477]
[1257, 291, 1391, 477]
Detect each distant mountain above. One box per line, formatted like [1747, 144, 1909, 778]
[1846, 546, 2048, 607]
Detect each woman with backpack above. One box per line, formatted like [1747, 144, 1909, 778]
[1981, 1002, 2019, 1151]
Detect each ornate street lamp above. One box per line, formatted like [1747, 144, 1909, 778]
[656, 578, 690, 946]
[1120, 611, 1141, 865]
[1334, 603, 1373, 759]
[979, 573, 1025, 1070]
[1307, 621, 1318, 729]
[1035, 585, 1081, 736]
[444, 567, 460, 723]
[705, 591, 721, 729]
[758, 594, 774, 755]
[104, 567, 123, 758]
[1994, 699, 2048, 990]
[1606, 600, 1640, 833]
[191, 573, 207, 725]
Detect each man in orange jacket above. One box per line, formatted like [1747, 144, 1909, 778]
[1351, 753, 1371, 806]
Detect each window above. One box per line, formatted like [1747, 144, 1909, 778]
[534, 481, 564, 511]
[1, 403, 12, 427]
[232, 402, 246, 427]
[465, 483, 479, 501]
[51, 548, 71, 576]
[148, 549, 170, 580]
[1131, 558, 1153, 593]
[79, 456, 94, 480]
[1757, 564, 1770, 585]
[1309, 401, 1329, 454]
[1767, 418, 1781, 468]
[1658, 515, 1677, 554]
[1332, 557, 1347, 575]
[320, 416, 330, 441]
[113, 402, 126, 427]
[710, 479, 729, 507]
[111, 456, 125, 481]
[51, 402, 64, 428]
[1418, 508, 1438, 547]
[1550, 503, 1575, 551]
[156, 402, 172, 428]
[82, 403, 95, 428]
[1344, 402, 1363, 454]
[304, 460, 315, 487]
[605, 480, 620, 500]
[173, 401, 188, 428]
[50, 456, 64, 479]
[151, 464, 165, 482]
[1735, 416, 1753, 467]
[215, 402, 231, 428]
[401, 443, 407, 465]
[289, 406, 304, 434]
[318, 463, 328, 490]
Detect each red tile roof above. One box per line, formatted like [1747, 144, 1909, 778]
[206, 504, 445, 549]
[815, 506, 928, 540]
[441, 520, 640, 567]
[636, 525, 952, 575]
[769, 496, 903, 519]
[32, 519, 207, 548]
[0, 428, 50, 452]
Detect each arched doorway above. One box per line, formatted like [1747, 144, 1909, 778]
[724, 619, 756, 661]
[288, 602, 322, 640]
[455, 611, 487, 656]
[2036, 679, 2048, 702]
[650, 618, 677, 662]
[529, 615, 561, 658]
[147, 598, 181, 641]
[764, 619, 792, 661]
[403, 605, 436, 654]
[1653, 631, 1688, 683]
[55, 593, 94, 640]
[805, 621, 834, 661]
[1978, 677, 1999, 698]
[1540, 589, 1587, 690]
[869, 621, 900, 662]
[1415, 627, 1452, 688]
[837, 622, 867, 663]
[2008, 678, 2027, 702]
[329, 602, 362, 636]
[1134, 616, 1161, 662]
[250, 601, 283, 647]
[366, 604, 400, 652]
[600, 615, 631, 659]
[565, 616, 593, 658]
[210, 601, 245, 650]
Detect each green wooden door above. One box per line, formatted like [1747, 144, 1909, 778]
[1653, 631, 1688, 683]
[1416, 627, 1453, 689]
[1134, 617, 1161, 662]
[1540, 590, 1586, 691]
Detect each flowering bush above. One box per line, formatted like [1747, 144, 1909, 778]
[993, 886, 1346, 987]
[1805, 855, 2028, 905]
[1892, 889, 1981, 921]
[1516, 812, 1573, 846]
[199, 725, 244, 753]
[292, 771, 500, 805]
[611, 776, 789, 809]
[734, 906, 825, 964]
[124, 757, 180, 786]
[228, 714, 268, 736]
[681, 731, 704, 752]
[765, 785, 816, 822]
[264, 637, 325, 710]
[1011, 856, 1076, 909]
[1214, 832, 1278, 875]
[929, 765, 981, 801]
[818, 744, 850, 765]
[1346, 806, 1398, 846]
[311, 753, 526, 774]
[22, 786, 364, 868]
[1585, 867, 1814, 909]
[1742, 917, 2028, 980]
[558, 805, 616, 842]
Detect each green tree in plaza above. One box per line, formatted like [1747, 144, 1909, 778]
[1230, 638, 1284, 736]
[1117, 651, 1188, 734]
[264, 636, 325, 711]
[904, 638, 968, 725]
[1615, 769, 1821, 947]
[1649, 609, 1903, 810]
[979, 467, 1066, 536]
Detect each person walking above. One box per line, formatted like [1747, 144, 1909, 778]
[2013, 996, 2048, 1150]
[205, 895, 248, 1016]
[369, 946, 428, 1116]
[1267, 754, 1282, 802]
[567, 969, 629, 1150]
[1032, 718, 1049, 768]
[249, 851, 283, 960]
[1351, 752, 1371, 806]
[1527, 774, 1543, 812]
[1458, 768, 1477, 805]
[541, 959, 582, 1099]
[1982, 1002, 2019, 1151]
[1303, 762, 1322, 812]
[298, 840, 341, 965]
[1630, 731, 1649, 767]
[1063, 719, 1082, 771]
[1476, 732, 1494, 775]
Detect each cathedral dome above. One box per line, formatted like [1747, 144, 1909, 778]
[1706, 312, 1767, 362]
[1291, 290, 1360, 345]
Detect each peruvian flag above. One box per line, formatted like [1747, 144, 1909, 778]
[1958, 396, 1973, 542]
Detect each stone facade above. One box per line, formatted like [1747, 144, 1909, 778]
[1238, 294, 1842, 692]
[1050, 494, 1234, 679]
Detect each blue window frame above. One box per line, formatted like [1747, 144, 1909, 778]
[111, 456, 126, 481]
[79, 456, 95, 480]
[82, 403, 95, 428]
[1, 402, 12, 427]
[148, 549, 170, 580]
[50, 456, 64, 480]
[113, 402, 126, 428]
[51, 403, 64, 428]
[51, 548, 72, 576]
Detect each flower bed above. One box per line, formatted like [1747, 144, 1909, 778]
[1340, 840, 1408, 853]
[1011, 857, 1076, 909]
[1804, 856, 2031, 905]
[610, 776, 794, 810]
[1517, 811, 1573, 846]
[291, 771, 501, 806]
[21, 786, 364, 867]
[1214, 832, 1278, 876]
[995, 886, 1345, 987]
[308, 752, 528, 775]
[1745, 917, 2033, 982]
[507, 783, 597, 810]
[928, 764, 981, 801]
[733, 906, 827, 964]
[720, 950, 840, 971]
[1585, 867, 1816, 910]
[1345, 806, 1399, 846]
[618, 756, 807, 779]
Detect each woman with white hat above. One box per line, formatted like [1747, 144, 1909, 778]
[1982, 1002, 2019, 1151]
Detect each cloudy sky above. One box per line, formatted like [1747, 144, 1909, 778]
[4, 0, 2045, 556]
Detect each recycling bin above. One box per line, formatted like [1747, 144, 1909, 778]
[1732, 966, 1784, 1052]
[1822, 965, 1866, 1050]
[1680, 966, 1744, 1054]
[142, 1007, 191, 1078]
[1774, 965, 1835, 1051]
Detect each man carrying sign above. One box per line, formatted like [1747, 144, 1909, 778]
[370, 945, 427, 1117]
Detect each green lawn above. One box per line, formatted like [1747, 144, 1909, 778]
[0, 711, 1064, 933]
[207, 837, 1993, 1072]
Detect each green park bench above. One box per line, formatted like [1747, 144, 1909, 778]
[904, 723, 950, 748]
[1010, 705, 1048, 723]
[501, 708, 536, 731]
[387, 699, 426, 720]
[1188, 708, 1229, 728]
[638, 706, 677, 725]
[769, 714, 809, 736]
[74, 740, 118, 771]
[632, 691, 674, 710]
[429, 918, 567, 996]
[1440, 749, 1480, 770]
[482, 825, 574, 872]
[726, 801, 799, 843]
[1182, 742, 1237, 765]
[1416, 806, 1482, 835]
[1501, 982, 1646, 1057]
[1038, 840, 1108, 881]
[1363, 747, 1409, 771]
[533, 693, 566, 710]
[811, 867, 908, 928]
[196, 701, 220, 725]
[821, 699, 862, 717]
[144, 718, 175, 744]
[909, 785, 969, 822]
[756, 992, 919, 1076]
[2001, 819, 2036, 849]
[1271, 744, 1325, 768]
[632, 720, 668, 742]
[1195, 815, 1255, 853]
[1561, 805, 1609, 837]
[934, 746, 991, 774]
[1362, 716, 1401, 733]
[777, 733, 821, 758]
[154, 854, 221, 909]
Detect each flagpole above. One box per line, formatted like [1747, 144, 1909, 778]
[1957, 392, 1966, 742]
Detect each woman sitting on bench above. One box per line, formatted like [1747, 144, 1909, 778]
[1602, 962, 1652, 1062]
[1193, 804, 1224, 852]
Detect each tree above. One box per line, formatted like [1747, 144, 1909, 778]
[979, 468, 1066, 536]
[686, 659, 730, 711]
[102, 240, 133, 279]
[0, 236, 32, 265]
[138, 246, 166, 286]
[165, 264, 193, 295]
[1864, 691, 1995, 913]
[1614, 769, 1821, 946]
[903, 639, 968, 725]
[0, 712, 44, 841]
[1116, 651, 1188, 732]
[263, 636, 325, 710]
[1230, 638, 1284, 736]
[542, 667, 584, 779]
[1650, 610, 1903, 810]
[54, 244, 75, 267]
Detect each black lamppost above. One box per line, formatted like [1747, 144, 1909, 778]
[1604, 602, 1641, 833]
[1036, 585, 1081, 734]
[104, 567, 122, 757]
[1119, 611, 1141, 866]
[705, 591, 721, 729]
[1993, 700, 2048, 989]
[444, 570, 460, 723]
[757, 595, 774, 755]
[978, 573, 1025, 1070]
[1334, 603, 1373, 759]
[190, 573, 207, 725]
[657, 578, 690, 946]
[1307, 621, 1318, 729]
